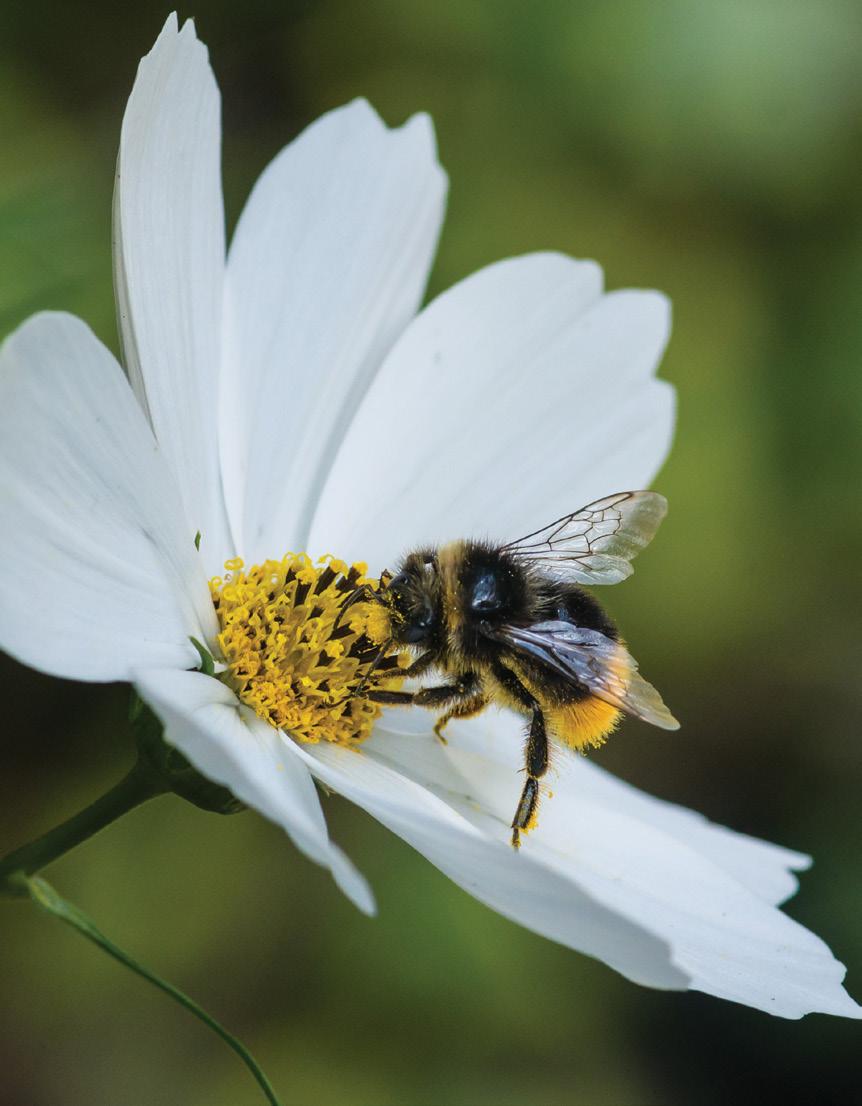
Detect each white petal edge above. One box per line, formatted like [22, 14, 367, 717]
[562, 753, 809, 907]
[114, 13, 233, 575]
[222, 98, 447, 561]
[0, 312, 216, 682]
[364, 708, 862, 1019]
[134, 668, 375, 916]
[309, 252, 675, 572]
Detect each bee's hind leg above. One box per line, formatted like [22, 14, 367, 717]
[489, 661, 548, 848]
[511, 707, 549, 849]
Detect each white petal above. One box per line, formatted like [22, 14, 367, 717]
[222, 99, 447, 560]
[309, 253, 674, 571]
[556, 755, 809, 907]
[368, 709, 861, 1019]
[0, 313, 217, 681]
[115, 14, 232, 574]
[294, 736, 687, 991]
[134, 668, 375, 915]
[380, 706, 808, 908]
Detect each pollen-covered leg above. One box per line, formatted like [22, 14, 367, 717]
[511, 707, 549, 849]
[511, 777, 540, 849]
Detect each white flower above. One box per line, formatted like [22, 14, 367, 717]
[0, 13, 857, 1020]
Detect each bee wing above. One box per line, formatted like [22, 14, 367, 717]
[502, 491, 667, 585]
[488, 620, 679, 731]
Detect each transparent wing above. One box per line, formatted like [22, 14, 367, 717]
[502, 491, 667, 585]
[487, 620, 679, 731]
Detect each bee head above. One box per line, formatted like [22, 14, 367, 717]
[383, 550, 440, 646]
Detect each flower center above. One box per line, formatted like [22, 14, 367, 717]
[210, 554, 407, 746]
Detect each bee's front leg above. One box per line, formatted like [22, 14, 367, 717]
[365, 689, 416, 705]
[363, 650, 437, 705]
[358, 650, 439, 704]
[401, 650, 438, 680]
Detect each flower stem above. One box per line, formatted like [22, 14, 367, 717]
[24, 876, 283, 1106]
[0, 760, 164, 888]
[0, 761, 283, 1104]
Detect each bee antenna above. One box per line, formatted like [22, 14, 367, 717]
[334, 582, 382, 630]
[334, 575, 393, 628]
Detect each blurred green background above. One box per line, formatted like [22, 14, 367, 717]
[1, 2, 861, 1103]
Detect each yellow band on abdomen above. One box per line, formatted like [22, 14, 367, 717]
[547, 697, 622, 751]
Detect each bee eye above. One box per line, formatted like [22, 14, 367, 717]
[470, 571, 502, 613]
[403, 617, 433, 644]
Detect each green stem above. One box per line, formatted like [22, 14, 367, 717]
[0, 761, 164, 886]
[25, 876, 283, 1106]
[0, 738, 281, 1102]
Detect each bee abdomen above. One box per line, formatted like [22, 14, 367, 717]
[548, 697, 622, 751]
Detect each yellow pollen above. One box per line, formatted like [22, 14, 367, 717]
[210, 554, 408, 746]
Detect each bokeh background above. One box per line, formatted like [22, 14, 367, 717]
[1, 2, 861, 1104]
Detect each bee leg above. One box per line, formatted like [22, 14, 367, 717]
[370, 673, 482, 743]
[364, 653, 439, 704]
[489, 660, 548, 849]
[401, 650, 438, 679]
[413, 673, 479, 708]
[414, 673, 482, 743]
[366, 689, 416, 705]
[432, 694, 489, 744]
[357, 650, 439, 705]
[511, 708, 548, 849]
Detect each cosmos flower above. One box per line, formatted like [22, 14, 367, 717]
[0, 13, 857, 1020]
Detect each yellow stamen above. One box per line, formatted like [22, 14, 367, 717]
[210, 554, 407, 746]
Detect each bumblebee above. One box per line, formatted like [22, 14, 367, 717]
[342, 491, 679, 848]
